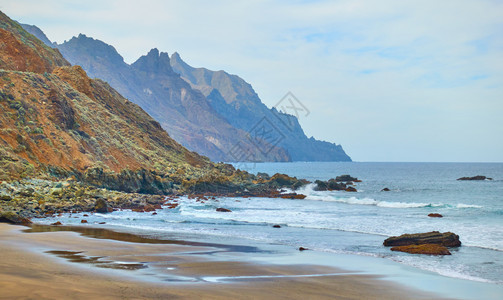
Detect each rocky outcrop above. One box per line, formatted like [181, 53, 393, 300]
[0, 211, 32, 225]
[314, 175, 360, 191]
[384, 231, 461, 247]
[94, 198, 110, 213]
[391, 244, 451, 255]
[457, 175, 492, 181]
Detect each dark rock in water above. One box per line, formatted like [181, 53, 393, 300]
[335, 175, 358, 182]
[345, 186, 357, 192]
[314, 179, 346, 191]
[457, 175, 492, 181]
[216, 207, 232, 212]
[298, 247, 308, 251]
[428, 213, 443, 218]
[51, 221, 63, 226]
[273, 224, 281, 228]
[0, 211, 32, 225]
[94, 198, 110, 213]
[99, 222, 106, 224]
[381, 188, 390, 192]
[383, 231, 461, 247]
[391, 244, 451, 255]
[81, 219, 88, 223]
[268, 173, 308, 189]
[280, 193, 307, 199]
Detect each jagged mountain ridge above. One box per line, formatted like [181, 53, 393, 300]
[170, 53, 351, 161]
[22, 23, 350, 162]
[0, 11, 220, 193]
[46, 33, 290, 163]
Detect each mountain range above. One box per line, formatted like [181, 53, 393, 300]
[21, 24, 351, 162]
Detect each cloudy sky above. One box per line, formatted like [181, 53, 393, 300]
[2, 0, 502, 162]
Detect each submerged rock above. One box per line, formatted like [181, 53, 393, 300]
[381, 188, 390, 192]
[280, 193, 307, 199]
[428, 213, 443, 218]
[457, 175, 492, 181]
[216, 207, 232, 212]
[273, 224, 281, 228]
[383, 231, 461, 247]
[391, 244, 451, 255]
[298, 247, 309, 251]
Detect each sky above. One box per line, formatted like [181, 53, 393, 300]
[1, 0, 502, 162]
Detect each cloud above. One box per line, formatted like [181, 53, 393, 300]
[2, 0, 502, 161]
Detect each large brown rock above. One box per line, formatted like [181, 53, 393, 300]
[383, 231, 461, 247]
[391, 244, 451, 255]
[94, 198, 110, 213]
[0, 211, 32, 225]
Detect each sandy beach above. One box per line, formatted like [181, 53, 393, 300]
[0, 223, 443, 299]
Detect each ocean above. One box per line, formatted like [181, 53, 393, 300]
[38, 162, 503, 296]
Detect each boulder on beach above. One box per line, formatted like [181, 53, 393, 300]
[428, 213, 443, 218]
[390, 244, 451, 255]
[0, 211, 32, 225]
[457, 175, 492, 181]
[383, 231, 461, 247]
[94, 198, 110, 213]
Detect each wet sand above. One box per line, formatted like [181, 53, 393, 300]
[0, 223, 443, 299]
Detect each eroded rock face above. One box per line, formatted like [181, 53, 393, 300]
[390, 244, 451, 255]
[383, 231, 461, 247]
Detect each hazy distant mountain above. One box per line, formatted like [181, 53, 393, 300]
[52, 34, 290, 162]
[21, 23, 350, 162]
[170, 53, 351, 161]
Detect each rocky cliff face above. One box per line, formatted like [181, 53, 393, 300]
[52, 34, 289, 163]
[170, 52, 351, 161]
[0, 11, 221, 193]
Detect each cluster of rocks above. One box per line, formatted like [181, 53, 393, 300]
[314, 175, 360, 192]
[384, 231, 461, 255]
[0, 178, 167, 222]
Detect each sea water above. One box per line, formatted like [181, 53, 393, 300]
[39, 162, 503, 290]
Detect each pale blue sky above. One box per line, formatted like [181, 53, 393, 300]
[2, 0, 502, 162]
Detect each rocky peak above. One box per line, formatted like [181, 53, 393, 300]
[132, 48, 175, 76]
[59, 34, 125, 66]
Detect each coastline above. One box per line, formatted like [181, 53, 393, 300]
[0, 223, 441, 300]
